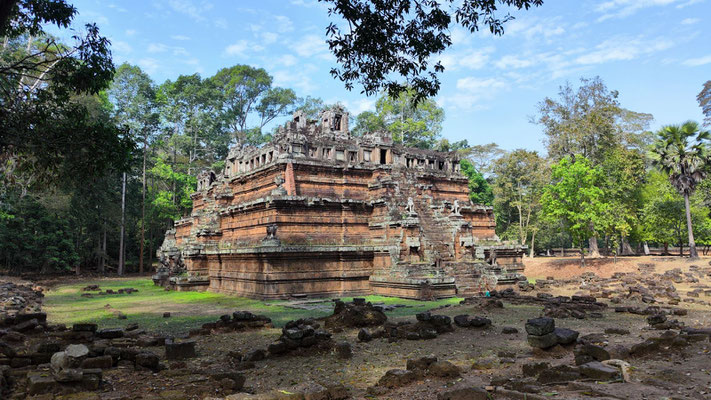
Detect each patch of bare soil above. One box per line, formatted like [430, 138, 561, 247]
[524, 255, 711, 279]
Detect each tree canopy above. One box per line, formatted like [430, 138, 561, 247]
[0, 0, 130, 194]
[698, 80, 711, 127]
[322, 0, 543, 103]
[649, 121, 711, 259]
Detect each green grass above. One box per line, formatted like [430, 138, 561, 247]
[43, 278, 463, 334]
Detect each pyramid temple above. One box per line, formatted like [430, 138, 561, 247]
[155, 106, 526, 300]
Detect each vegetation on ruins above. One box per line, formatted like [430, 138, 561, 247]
[352, 89, 444, 148]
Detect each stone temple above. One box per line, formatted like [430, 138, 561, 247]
[156, 106, 526, 300]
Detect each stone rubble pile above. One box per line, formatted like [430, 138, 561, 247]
[371, 355, 462, 394]
[324, 298, 387, 329]
[0, 281, 44, 319]
[189, 310, 272, 336]
[267, 318, 333, 356]
[535, 264, 711, 307]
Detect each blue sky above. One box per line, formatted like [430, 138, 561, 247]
[59, 0, 710, 153]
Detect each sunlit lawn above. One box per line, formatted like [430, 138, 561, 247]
[43, 278, 462, 334]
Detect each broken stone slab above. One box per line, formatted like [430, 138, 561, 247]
[203, 366, 246, 390]
[537, 365, 581, 384]
[72, 323, 98, 333]
[436, 386, 489, 400]
[525, 318, 555, 336]
[522, 361, 550, 377]
[165, 339, 197, 360]
[574, 344, 610, 365]
[243, 349, 265, 362]
[80, 355, 113, 369]
[135, 351, 160, 370]
[377, 369, 418, 388]
[604, 327, 630, 335]
[428, 361, 461, 378]
[53, 368, 83, 382]
[334, 341, 352, 359]
[97, 328, 124, 339]
[579, 361, 620, 381]
[527, 332, 558, 349]
[407, 355, 438, 371]
[12, 318, 38, 332]
[553, 327, 579, 345]
[27, 372, 58, 395]
[357, 328, 372, 342]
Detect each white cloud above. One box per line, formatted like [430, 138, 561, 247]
[261, 32, 279, 45]
[215, 17, 228, 29]
[346, 98, 375, 114]
[495, 54, 537, 69]
[112, 41, 133, 54]
[505, 17, 566, 40]
[167, 0, 213, 22]
[676, 0, 704, 8]
[273, 68, 318, 93]
[274, 15, 294, 33]
[279, 54, 298, 67]
[125, 29, 137, 36]
[108, 4, 127, 12]
[439, 76, 509, 110]
[456, 77, 507, 92]
[440, 46, 495, 71]
[595, 0, 684, 21]
[137, 58, 160, 74]
[79, 10, 109, 26]
[574, 36, 674, 64]
[171, 35, 191, 41]
[681, 17, 700, 24]
[683, 55, 711, 66]
[292, 34, 330, 59]
[223, 40, 264, 57]
[147, 43, 189, 56]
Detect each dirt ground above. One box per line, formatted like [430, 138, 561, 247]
[525, 255, 711, 280]
[7, 255, 711, 399]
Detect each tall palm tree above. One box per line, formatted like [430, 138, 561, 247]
[650, 121, 710, 259]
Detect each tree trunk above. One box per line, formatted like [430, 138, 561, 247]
[621, 236, 635, 256]
[580, 247, 585, 268]
[529, 229, 536, 258]
[100, 222, 106, 274]
[663, 242, 669, 255]
[118, 172, 127, 276]
[643, 242, 650, 256]
[684, 193, 699, 259]
[140, 136, 147, 274]
[589, 236, 601, 258]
